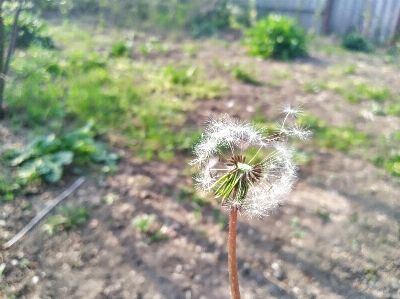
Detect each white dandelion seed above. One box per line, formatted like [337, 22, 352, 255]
[190, 108, 310, 219]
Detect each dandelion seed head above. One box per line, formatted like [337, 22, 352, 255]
[190, 110, 309, 219]
[282, 103, 302, 117]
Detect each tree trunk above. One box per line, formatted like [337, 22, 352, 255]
[0, 0, 5, 119]
[0, 0, 24, 119]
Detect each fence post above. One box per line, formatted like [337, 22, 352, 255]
[322, 0, 335, 34]
[391, 11, 400, 45]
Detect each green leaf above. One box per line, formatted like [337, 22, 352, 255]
[7, 134, 61, 166]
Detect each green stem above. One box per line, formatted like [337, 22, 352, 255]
[228, 197, 241, 299]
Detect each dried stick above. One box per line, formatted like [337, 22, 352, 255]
[3, 177, 85, 249]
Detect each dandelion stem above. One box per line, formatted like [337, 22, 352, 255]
[228, 189, 241, 299]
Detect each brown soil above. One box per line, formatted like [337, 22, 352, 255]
[1, 33, 400, 299]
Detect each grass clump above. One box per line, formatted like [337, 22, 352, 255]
[131, 214, 168, 243]
[297, 114, 369, 152]
[298, 114, 400, 177]
[44, 204, 89, 235]
[343, 83, 391, 103]
[231, 66, 263, 85]
[342, 32, 372, 53]
[109, 41, 129, 57]
[243, 14, 307, 60]
[373, 132, 400, 176]
[303, 80, 391, 103]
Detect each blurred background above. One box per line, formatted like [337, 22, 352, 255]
[0, 1, 399, 299]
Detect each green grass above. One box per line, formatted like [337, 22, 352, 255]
[177, 187, 209, 206]
[316, 207, 330, 221]
[297, 114, 369, 152]
[131, 214, 168, 243]
[231, 66, 263, 85]
[373, 132, 400, 176]
[304, 80, 392, 103]
[298, 113, 400, 177]
[44, 204, 89, 235]
[7, 23, 226, 162]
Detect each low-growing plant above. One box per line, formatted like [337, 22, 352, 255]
[290, 216, 307, 238]
[243, 14, 307, 60]
[344, 83, 391, 103]
[109, 41, 129, 57]
[44, 204, 89, 235]
[162, 64, 196, 86]
[316, 207, 330, 221]
[5, 122, 118, 184]
[231, 66, 262, 85]
[342, 32, 372, 53]
[373, 132, 400, 176]
[297, 114, 368, 152]
[131, 214, 168, 243]
[139, 38, 167, 56]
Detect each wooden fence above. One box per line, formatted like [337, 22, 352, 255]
[231, 0, 400, 43]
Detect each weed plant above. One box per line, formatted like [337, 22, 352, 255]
[243, 14, 307, 60]
[190, 107, 311, 298]
[131, 214, 168, 243]
[109, 41, 129, 57]
[231, 66, 263, 85]
[2, 123, 117, 200]
[342, 32, 372, 53]
[44, 204, 89, 235]
[297, 114, 400, 177]
[304, 80, 392, 104]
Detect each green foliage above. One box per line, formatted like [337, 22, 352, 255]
[177, 187, 209, 206]
[3, 6, 55, 49]
[342, 32, 372, 53]
[244, 14, 307, 60]
[7, 24, 221, 163]
[5, 122, 118, 185]
[231, 66, 262, 85]
[316, 207, 330, 221]
[298, 114, 368, 152]
[365, 267, 378, 281]
[139, 38, 167, 55]
[44, 204, 89, 235]
[131, 214, 168, 243]
[343, 83, 391, 103]
[385, 102, 400, 116]
[109, 41, 129, 57]
[297, 114, 400, 177]
[317, 127, 368, 151]
[373, 132, 400, 176]
[162, 64, 196, 86]
[304, 80, 391, 103]
[131, 214, 157, 233]
[290, 216, 307, 238]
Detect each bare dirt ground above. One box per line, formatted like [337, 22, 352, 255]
[1, 32, 400, 299]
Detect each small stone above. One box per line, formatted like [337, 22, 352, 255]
[88, 219, 99, 229]
[11, 259, 18, 266]
[271, 262, 280, 270]
[273, 269, 285, 281]
[175, 264, 183, 273]
[32, 276, 39, 284]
